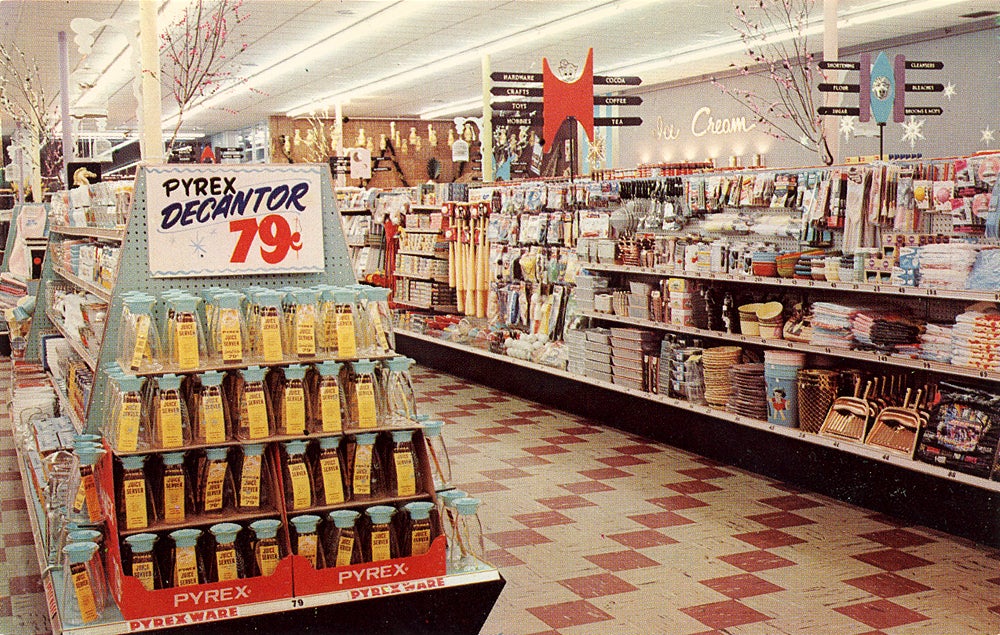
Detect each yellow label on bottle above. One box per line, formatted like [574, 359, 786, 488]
[319, 384, 342, 433]
[71, 563, 99, 623]
[203, 461, 227, 512]
[219, 309, 244, 363]
[261, 314, 284, 362]
[336, 309, 357, 358]
[245, 385, 269, 439]
[320, 456, 345, 504]
[239, 454, 261, 508]
[352, 444, 372, 496]
[130, 314, 150, 371]
[283, 386, 306, 435]
[202, 394, 226, 444]
[73, 466, 93, 514]
[124, 476, 148, 530]
[175, 545, 199, 587]
[295, 312, 316, 356]
[215, 546, 238, 581]
[370, 528, 391, 562]
[335, 535, 355, 567]
[163, 473, 186, 523]
[131, 558, 155, 591]
[322, 311, 337, 350]
[356, 378, 377, 429]
[175, 319, 199, 370]
[159, 393, 183, 448]
[84, 473, 101, 522]
[369, 307, 389, 352]
[257, 543, 280, 577]
[287, 460, 312, 510]
[116, 399, 142, 452]
[393, 449, 417, 497]
[411, 528, 431, 556]
[298, 534, 318, 568]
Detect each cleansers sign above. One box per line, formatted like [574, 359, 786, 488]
[146, 166, 324, 278]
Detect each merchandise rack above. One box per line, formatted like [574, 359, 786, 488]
[13, 165, 503, 635]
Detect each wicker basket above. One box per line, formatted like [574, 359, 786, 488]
[797, 369, 839, 433]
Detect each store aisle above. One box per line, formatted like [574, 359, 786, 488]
[410, 366, 1000, 635]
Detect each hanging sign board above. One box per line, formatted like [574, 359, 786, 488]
[146, 165, 325, 278]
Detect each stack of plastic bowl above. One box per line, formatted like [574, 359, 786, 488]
[776, 252, 799, 278]
[756, 302, 785, 340]
[738, 303, 762, 336]
[763, 350, 807, 427]
[751, 251, 778, 277]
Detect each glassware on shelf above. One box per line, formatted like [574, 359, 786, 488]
[167, 295, 207, 371]
[312, 361, 347, 434]
[315, 436, 347, 505]
[197, 447, 233, 515]
[207, 522, 244, 582]
[333, 288, 359, 359]
[364, 286, 394, 353]
[402, 501, 437, 557]
[388, 429, 422, 497]
[449, 497, 486, 572]
[348, 359, 383, 429]
[193, 371, 229, 445]
[124, 533, 159, 591]
[323, 509, 362, 567]
[290, 289, 320, 359]
[236, 366, 272, 440]
[212, 292, 247, 365]
[61, 541, 107, 626]
[290, 514, 322, 569]
[437, 489, 466, 559]
[254, 291, 287, 363]
[282, 440, 314, 512]
[168, 528, 205, 587]
[317, 287, 338, 356]
[117, 455, 152, 531]
[347, 432, 381, 501]
[249, 519, 284, 577]
[119, 295, 161, 373]
[276, 365, 308, 436]
[71, 442, 105, 523]
[363, 505, 398, 563]
[152, 374, 191, 449]
[235, 443, 267, 511]
[110, 374, 148, 453]
[421, 420, 452, 490]
[160, 451, 192, 524]
[383, 357, 417, 426]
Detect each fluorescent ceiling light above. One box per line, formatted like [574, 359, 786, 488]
[419, 98, 483, 120]
[286, 0, 661, 117]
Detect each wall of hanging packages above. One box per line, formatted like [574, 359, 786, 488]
[10, 166, 499, 635]
[396, 151, 1000, 493]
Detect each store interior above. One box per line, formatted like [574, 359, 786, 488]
[2, 1, 1000, 634]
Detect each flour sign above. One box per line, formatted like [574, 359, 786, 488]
[146, 165, 325, 278]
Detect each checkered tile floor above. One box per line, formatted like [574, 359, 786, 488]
[3, 365, 1000, 634]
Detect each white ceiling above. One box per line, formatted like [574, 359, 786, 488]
[0, 0, 997, 140]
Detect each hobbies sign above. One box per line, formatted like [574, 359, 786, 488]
[146, 166, 325, 278]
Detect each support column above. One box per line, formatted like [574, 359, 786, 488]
[481, 55, 494, 183]
[334, 102, 345, 187]
[823, 0, 841, 164]
[58, 31, 74, 186]
[139, 0, 165, 164]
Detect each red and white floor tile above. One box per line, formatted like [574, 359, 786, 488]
[2, 365, 999, 634]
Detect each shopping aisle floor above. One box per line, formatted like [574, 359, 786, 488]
[3, 365, 1000, 634]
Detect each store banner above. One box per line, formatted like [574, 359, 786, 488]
[146, 165, 325, 278]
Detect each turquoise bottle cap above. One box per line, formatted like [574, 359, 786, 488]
[317, 361, 343, 377]
[163, 451, 185, 466]
[216, 293, 244, 310]
[454, 497, 481, 516]
[68, 529, 103, 544]
[63, 541, 98, 564]
[200, 370, 224, 387]
[328, 509, 359, 528]
[125, 533, 157, 553]
[74, 444, 104, 465]
[414, 414, 429, 423]
[121, 455, 146, 470]
[365, 287, 390, 302]
[124, 297, 153, 314]
[319, 287, 337, 302]
[318, 436, 340, 451]
[284, 440, 308, 455]
[333, 289, 356, 304]
[355, 432, 377, 446]
[257, 291, 283, 308]
[74, 433, 103, 446]
[209, 522, 242, 543]
[293, 289, 319, 305]
[365, 505, 396, 525]
[421, 420, 444, 437]
[403, 501, 434, 520]
[170, 528, 202, 548]
[290, 514, 322, 534]
[162, 289, 185, 300]
[249, 518, 282, 540]
[243, 443, 265, 456]
[205, 447, 229, 462]
[385, 356, 412, 372]
[170, 295, 200, 314]
[118, 374, 144, 393]
[200, 288, 222, 304]
[390, 429, 414, 444]
[157, 373, 182, 391]
[241, 366, 266, 383]
[439, 490, 466, 507]
[352, 359, 376, 374]
[284, 365, 307, 381]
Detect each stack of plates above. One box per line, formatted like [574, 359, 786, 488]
[727, 363, 768, 421]
[703, 346, 743, 406]
[584, 328, 613, 383]
[565, 328, 588, 376]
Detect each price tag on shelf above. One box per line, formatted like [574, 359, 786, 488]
[146, 165, 325, 277]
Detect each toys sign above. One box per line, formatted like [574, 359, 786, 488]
[146, 166, 325, 278]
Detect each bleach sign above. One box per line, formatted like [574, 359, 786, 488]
[146, 165, 325, 278]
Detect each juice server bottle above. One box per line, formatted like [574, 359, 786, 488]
[168, 528, 205, 587]
[207, 522, 245, 582]
[290, 514, 323, 569]
[402, 501, 438, 557]
[159, 451, 192, 525]
[124, 533, 159, 591]
[383, 357, 417, 426]
[353, 286, 378, 356]
[363, 286, 394, 354]
[348, 359, 383, 429]
[168, 295, 207, 372]
[363, 505, 398, 563]
[346, 432, 381, 501]
[254, 291, 287, 364]
[450, 497, 486, 572]
[197, 447, 234, 515]
[119, 295, 161, 373]
[317, 286, 338, 356]
[194, 371, 229, 445]
[421, 420, 452, 490]
[323, 509, 361, 568]
[235, 443, 268, 511]
[60, 541, 105, 626]
[152, 374, 192, 449]
[71, 442, 105, 523]
[290, 288, 320, 359]
[332, 288, 359, 359]
[249, 519, 284, 577]
[66, 531, 106, 602]
[117, 455, 153, 531]
[311, 361, 347, 434]
[212, 292, 247, 365]
[282, 440, 314, 512]
[276, 365, 308, 436]
[236, 366, 272, 440]
[110, 374, 149, 453]
[437, 489, 466, 557]
[388, 429, 422, 497]
[315, 436, 347, 505]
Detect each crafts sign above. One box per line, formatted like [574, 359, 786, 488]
[146, 166, 325, 278]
